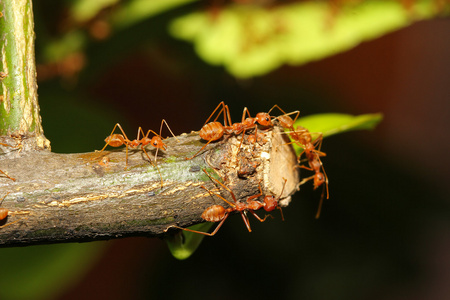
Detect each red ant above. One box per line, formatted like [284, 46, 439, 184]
[98, 119, 179, 187]
[267, 104, 300, 132]
[186, 101, 231, 160]
[164, 169, 286, 236]
[267, 105, 329, 218]
[292, 127, 329, 219]
[186, 102, 273, 160]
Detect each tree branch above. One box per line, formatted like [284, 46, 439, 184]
[0, 0, 50, 150]
[0, 127, 300, 247]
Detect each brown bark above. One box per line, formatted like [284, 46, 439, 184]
[0, 127, 299, 247]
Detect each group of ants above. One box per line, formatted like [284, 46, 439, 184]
[0, 102, 328, 236]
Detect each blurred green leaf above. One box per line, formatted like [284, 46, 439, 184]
[111, 0, 197, 29]
[295, 113, 384, 138]
[170, 0, 446, 78]
[165, 222, 213, 260]
[71, 0, 120, 22]
[43, 30, 86, 62]
[0, 243, 106, 300]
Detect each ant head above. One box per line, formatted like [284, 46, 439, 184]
[263, 195, 278, 212]
[151, 136, 166, 150]
[314, 172, 325, 189]
[256, 113, 272, 127]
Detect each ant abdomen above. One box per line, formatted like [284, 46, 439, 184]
[201, 205, 226, 222]
[199, 122, 225, 142]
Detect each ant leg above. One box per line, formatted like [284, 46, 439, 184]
[201, 185, 235, 207]
[202, 169, 238, 203]
[0, 192, 10, 205]
[241, 107, 260, 151]
[299, 164, 314, 172]
[239, 211, 252, 232]
[241, 107, 252, 122]
[273, 132, 304, 152]
[160, 119, 180, 142]
[136, 126, 146, 143]
[286, 110, 300, 123]
[166, 214, 230, 236]
[0, 170, 15, 181]
[268, 105, 300, 124]
[185, 138, 216, 160]
[315, 186, 326, 219]
[277, 206, 285, 221]
[297, 174, 315, 188]
[203, 102, 227, 126]
[321, 162, 330, 200]
[0, 217, 28, 229]
[141, 128, 167, 163]
[98, 123, 131, 168]
[99, 123, 130, 152]
[248, 210, 273, 223]
[141, 146, 164, 188]
[267, 104, 287, 116]
[246, 183, 263, 202]
[224, 105, 232, 127]
[236, 129, 246, 157]
[0, 142, 15, 149]
[276, 179, 287, 221]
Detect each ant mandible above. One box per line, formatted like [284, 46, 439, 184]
[164, 169, 286, 236]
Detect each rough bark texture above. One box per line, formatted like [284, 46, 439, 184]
[0, 127, 300, 247]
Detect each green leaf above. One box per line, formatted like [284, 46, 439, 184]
[164, 222, 213, 260]
[71, 0, 120, 22]
[170, 0, 447, 78]
[289, 113, 383, 155]
[111, 0, 198, 29]
[295, 113, 383, 138]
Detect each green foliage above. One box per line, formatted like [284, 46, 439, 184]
[170, 0, 444, 78]
[0, 243, 106, 300]
[165, 223, 213, 260]
[109, 0, 197, 29]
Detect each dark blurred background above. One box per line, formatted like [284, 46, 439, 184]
[1, 1, 449, 299]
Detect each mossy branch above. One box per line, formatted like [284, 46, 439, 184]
[0, 127, 300, 247]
